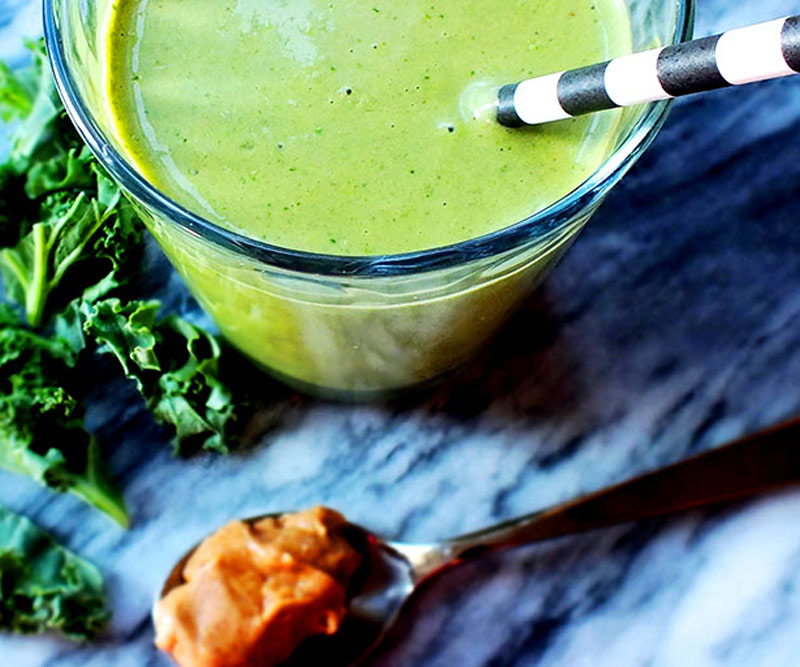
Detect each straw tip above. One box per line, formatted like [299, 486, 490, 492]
[496, 83, 524, 127]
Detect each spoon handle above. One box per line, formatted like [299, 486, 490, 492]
[444, 416, 800, 563]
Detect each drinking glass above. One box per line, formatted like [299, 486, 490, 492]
[44, 0, 694, 397]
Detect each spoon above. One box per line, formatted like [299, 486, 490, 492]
[158, 415, 800, 666]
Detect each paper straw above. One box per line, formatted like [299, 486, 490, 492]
[497, 15, 800, 127]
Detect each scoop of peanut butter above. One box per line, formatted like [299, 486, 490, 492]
[154, 507, 362, 667]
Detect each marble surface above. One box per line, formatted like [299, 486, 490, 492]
[4, 1, 800, 665]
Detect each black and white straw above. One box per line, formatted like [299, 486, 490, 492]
[497, 15, 800, 127]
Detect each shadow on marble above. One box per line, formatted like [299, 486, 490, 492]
[384, 288, 586, 421]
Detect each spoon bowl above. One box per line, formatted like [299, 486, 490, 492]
[156, 515, 422, 667]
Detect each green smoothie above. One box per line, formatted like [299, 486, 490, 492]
[102, 0, 634, 394]
[107, 0, 631, 255]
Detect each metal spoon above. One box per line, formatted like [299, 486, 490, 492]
[158, 416, 800, 666]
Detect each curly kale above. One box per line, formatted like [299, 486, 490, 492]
[0, 41, 240, 528]
[0, 304, 127, 526]
[0, 506, 110, 640]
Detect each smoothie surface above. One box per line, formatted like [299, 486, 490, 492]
[107, 0, 632, 255]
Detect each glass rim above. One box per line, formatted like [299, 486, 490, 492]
[43, 0, 695, 278]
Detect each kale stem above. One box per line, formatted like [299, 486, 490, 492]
[70, 477, 129, 527]
[26, 223, 50, 328]
[69, 436, 129, 527]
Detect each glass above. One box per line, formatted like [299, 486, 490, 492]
[44, 0, 694, 398]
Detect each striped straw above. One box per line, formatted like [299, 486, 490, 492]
[497, 15, 800, 127]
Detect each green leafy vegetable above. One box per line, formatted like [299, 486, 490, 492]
[0, 42, 142, 328]
[1, 42, 82, 186]
[0, 57, 38, 122]
[0, 40, 241, 526]
[0, 165, 142, 327]
[0, 45, 134, 523]
[0, 305, 127, 526]
[80, 298, 235, 455]
[0, 506, 109, 640]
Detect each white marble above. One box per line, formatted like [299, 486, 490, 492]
[3, 1, 800, 665]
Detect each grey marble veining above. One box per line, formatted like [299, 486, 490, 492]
[3, 1, 800, 665]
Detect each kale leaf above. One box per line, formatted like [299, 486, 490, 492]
[0, 42, 142, 328]
[0, 165, 142, 327]
[0, 39, 240, 529]
[79, 298, 235, 455]
[1, 41, 84, 187]
[0, 305, 128, 526]
[0, 506, 110, 640]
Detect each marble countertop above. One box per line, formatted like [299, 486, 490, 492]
[4, 1, 800, 665]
